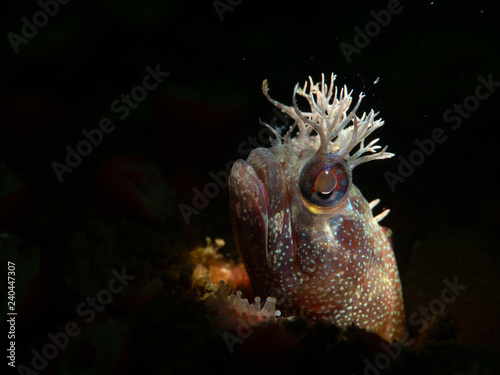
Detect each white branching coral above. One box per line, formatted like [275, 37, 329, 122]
[205, 281, 281, 331]
[262, 73, 394, 169]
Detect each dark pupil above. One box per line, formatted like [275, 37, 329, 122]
[314, 171, 336, 194]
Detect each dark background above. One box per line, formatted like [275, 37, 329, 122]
[1, 0, 499, 374]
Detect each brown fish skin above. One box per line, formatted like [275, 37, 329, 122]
[229, 74, 406, 342]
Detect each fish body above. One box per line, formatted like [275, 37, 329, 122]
[229, 74, 405, 341]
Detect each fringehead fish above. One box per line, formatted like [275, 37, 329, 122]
[228, 74, 406, 342]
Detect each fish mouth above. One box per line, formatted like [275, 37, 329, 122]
[229, 147, 296, 281]
[229, 156, 270, 271]
[229, 158, 269, 220]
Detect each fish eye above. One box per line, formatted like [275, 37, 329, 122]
[299, 154, 351, 214]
